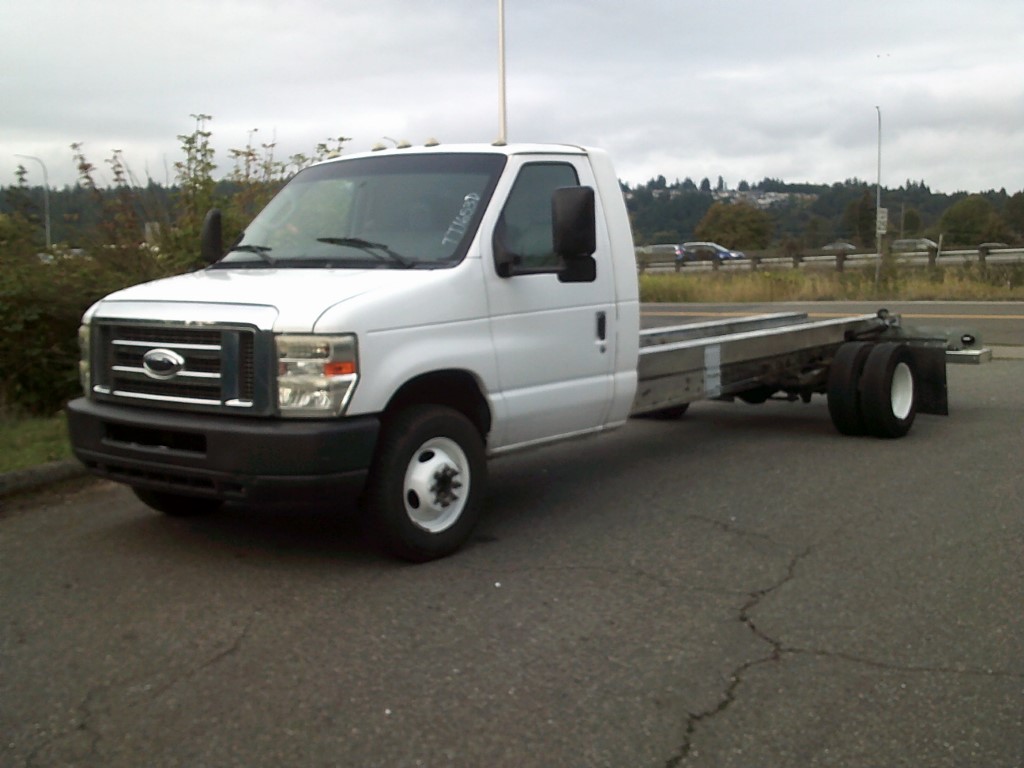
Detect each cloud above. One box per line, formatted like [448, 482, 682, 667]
[2, 0, 1021, 194]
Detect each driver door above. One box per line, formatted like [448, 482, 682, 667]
[482, 155, 617, 449]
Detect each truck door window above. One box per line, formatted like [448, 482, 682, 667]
[494, 162, 580, 277]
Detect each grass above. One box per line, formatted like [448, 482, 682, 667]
[639, 262, 1024, 303]
[0, 413, 72, 473]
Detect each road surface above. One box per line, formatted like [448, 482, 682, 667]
[2, 304, 1022, 767]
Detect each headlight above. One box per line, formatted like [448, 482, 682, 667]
[78, 323, 91, 395]
[276, 334, 358, 417]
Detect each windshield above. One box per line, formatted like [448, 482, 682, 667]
[215, 152, 506, 269]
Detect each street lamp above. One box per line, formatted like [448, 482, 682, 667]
[14, 153, 51, 249]
[875, 106, 882, 259]
[496, 0, 508, 145]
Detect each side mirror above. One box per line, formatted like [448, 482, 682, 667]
[200, 209, 223, 264]
[552, 187, 596, 259]
[552, 187, 596, 283]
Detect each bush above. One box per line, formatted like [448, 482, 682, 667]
[0, 253, 140, 416]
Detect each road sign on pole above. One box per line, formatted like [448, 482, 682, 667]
[876, 207, 888, 235]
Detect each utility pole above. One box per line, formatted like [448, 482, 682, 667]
[875, 106, 882, 259]
[14, 154, 51, 249]
[496, 0, 508, 145]
[873, 107, 883, 286]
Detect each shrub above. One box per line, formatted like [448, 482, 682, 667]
[0, 253, 135, 415]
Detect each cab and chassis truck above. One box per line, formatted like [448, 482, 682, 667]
[66, 143, 987, 561]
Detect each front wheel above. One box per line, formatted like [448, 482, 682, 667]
[132, 488, 222, 517]
[364, 406, 487, 562]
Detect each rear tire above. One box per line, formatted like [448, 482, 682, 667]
[636, 403, 690, 420]
[738, 386, 774, 405]
[132, 488, 222, 517]
[365, 405, 486, 562]
[827, 342, 873, 435]
[860, 342, 917, 438]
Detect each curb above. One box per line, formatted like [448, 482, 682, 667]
[0, 459, 89, 500]
[992, 345, 1024, 360]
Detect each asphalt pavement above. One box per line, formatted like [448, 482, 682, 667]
[2, 341, 1022, 767]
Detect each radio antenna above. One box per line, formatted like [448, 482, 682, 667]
[496, 0, 508, 145]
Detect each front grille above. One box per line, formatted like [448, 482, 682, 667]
[93, 322, 264, 413]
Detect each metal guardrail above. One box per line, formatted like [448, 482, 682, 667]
[636, 246, 1024, 273]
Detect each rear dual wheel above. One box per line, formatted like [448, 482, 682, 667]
[826, 342, 873, 435]
[860, 342, 917, 438]
[827, 342, 917, 438]
[636, 403, 689, 420]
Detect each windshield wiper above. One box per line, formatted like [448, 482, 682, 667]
[316, 237, 413, 268]
[225, 244, 276, 266]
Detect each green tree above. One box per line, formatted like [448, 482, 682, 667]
[939, 195, 1010, 246]
[803, 214, 832, 249]
[694, 202, 773, 249]
[6, 167, 38, 223]
[842, 191, 875, 248]
[1004, 192, 1024, 242]
[0, 212, 36, 263]
[902, 207, 922, 236]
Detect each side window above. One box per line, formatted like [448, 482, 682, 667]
[494, 162, 579, 276]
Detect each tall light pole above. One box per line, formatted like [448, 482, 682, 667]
[496, 0, 508, 145]
[875, 106, 882, 260]
[15, 153, 51, 249]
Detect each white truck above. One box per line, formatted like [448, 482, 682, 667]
[67, 143, 986, 560]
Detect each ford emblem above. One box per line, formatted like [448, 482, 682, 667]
[142, 348, 186, 380]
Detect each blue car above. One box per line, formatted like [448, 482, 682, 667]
[675, 242, 745, 263]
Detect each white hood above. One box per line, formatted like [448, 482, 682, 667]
[91, 267, 435, 331]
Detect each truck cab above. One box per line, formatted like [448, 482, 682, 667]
[67, 144, 641, 560]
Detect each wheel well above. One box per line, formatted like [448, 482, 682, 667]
[383, 370, 491, 439]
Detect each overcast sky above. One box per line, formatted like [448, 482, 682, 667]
[3, 0, 1021, 194]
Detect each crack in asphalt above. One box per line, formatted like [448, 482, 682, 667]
[663, 548, 806, 768]
[665, 546, 810, 768]
[24, 684, 104, 768]
[149, 610, 258, 700]
[682, 513, 777, 544]
[22, 612, 257, 767]
[789, 648, 1024, 679]
[664, 544, 1024, 767]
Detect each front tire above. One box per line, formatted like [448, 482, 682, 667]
[365, 406, 486, 562]
[132, 488, 222, 517]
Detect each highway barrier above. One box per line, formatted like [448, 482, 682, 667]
[636, 245, 1024, 274]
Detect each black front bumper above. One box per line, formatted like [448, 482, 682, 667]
[66, 398, 380, 505]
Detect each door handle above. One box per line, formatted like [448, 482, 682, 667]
[596, 311, 607, 341]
